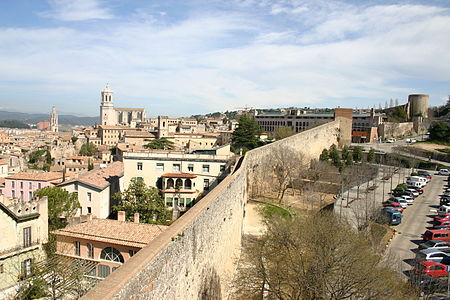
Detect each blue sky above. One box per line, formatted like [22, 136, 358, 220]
[0, 0, 449, 117]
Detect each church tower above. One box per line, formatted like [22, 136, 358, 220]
[100, 85, 116, 126]
[49, 106, 58, 132]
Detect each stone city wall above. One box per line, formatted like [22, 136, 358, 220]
[82, 120, 344, 300]
[378, 122, 416, 139]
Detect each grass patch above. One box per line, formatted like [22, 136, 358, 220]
[437, 148, 450, 154]
[259, 203, 292, 220]
[368, 222, 395, 251]
[416, 140, 450, 146]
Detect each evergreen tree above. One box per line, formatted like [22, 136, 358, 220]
[144, 138, 175, 150]
[231, 115, 261, 153]
[367, 148, 376, 163]
[352, 146, 363, 163]
[79, 142, 98, 156]
[429, 121, 450, 143]
[112, 178, 170, 225]
[319, 149, 329, 161]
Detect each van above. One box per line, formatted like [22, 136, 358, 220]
[422, 229, 450, 242]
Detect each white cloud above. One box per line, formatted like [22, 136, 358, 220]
[1, 2, 450, 115]
[40, 0, 113, 21]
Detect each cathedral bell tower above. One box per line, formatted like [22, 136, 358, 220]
[99, 85, 116, 126]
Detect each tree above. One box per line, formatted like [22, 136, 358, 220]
[231, 115, 261, 153]
[71, 136, 78, 144]
[345, 152, 354, 166]
[352, 146, 363, 163]
[35, 187, 79, 231]
[112, 178, 170, 225]
[144, 138, 175, 150]
[88, 160, 94, 171]
[319, 148, 329, 161]
[329, 144, 342, 169]
[367, 148, 376, 163]
[79, 142, 98, 156]
[232, 212, 413, 299]
[429, 121, 450, 143]
[273, 126, 293, 140]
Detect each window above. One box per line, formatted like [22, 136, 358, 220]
[87, 207, 92, 214]
[180, 198, 185, 207]
[100, 247, 124, 263]
[28, 191, 32, 201]
[156, 163, 164, 171]
[29, 182, 32, 189]
[137, 162, 143, 170]
[87, 192, 92, 202]
[87, 243, 94, 258]
[12, 190, 15, 198]
[166, 178, 174, 189]
[20, 182, 23, 189]
[220, 165, 226, 171]
[74, 183, 78, 191]
[12, 181, 15, 188]
[0, 264, 3, 274]
[172, 164, 181, 172]
[22, 259, 32, 277]
[129, 250, 137, 257]
[202, 165, 210, 173]
[74, 241, 81, 256]
[188, 164, 194, 172]
[22, 227, 31, 248]
[98, 264, 110, 278]
[20, 191, 23, 201]
[38, 183, 41, 189]
[203, 179, 210, 190]
[184, 179, 192, 189]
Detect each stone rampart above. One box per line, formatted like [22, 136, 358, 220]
[82, 120, 344, 300]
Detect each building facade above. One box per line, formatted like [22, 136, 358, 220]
[2, 172, 64, 202]
[49, 106, 58, 133]
[0, 195, 48, 292]
[52, 213, 166, 280]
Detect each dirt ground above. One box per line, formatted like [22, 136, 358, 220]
[243, 201, 265, 236]
[411, 143, 450, 152]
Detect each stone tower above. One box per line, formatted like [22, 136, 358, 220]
[100, 85, 116, 126]
[49, 106, 58, 132]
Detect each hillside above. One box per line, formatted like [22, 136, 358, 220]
[0, 110, 97, 126]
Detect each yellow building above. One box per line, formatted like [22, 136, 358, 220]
[0, 195, 48, 293]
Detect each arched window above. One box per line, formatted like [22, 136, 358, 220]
[100, 247, 124, 263]
[185, 179, 192, 189]
[175, 179, 183, 189]
[166, 178, 174, 189]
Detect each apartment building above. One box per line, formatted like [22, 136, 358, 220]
[0, 195, 48, 292]
[122, 145, 232, 210]
[58, 162, 123, 218]
[2, 172, 64, 202]
[52, 212, 166, 279]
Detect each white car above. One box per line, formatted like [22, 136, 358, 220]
[392, 197, 410, 207]
[438, 205, 450, 214]
[407, 189, 419, 197]
[386, 138, 395, 143]
[399, 195, 414, 205]
[438, 169, 450, 176]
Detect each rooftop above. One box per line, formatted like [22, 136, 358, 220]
[52, 218, 167, 248]
[114, 107, 145, 111]
[59, 161, 123, 190]
[6, 172, 63, 182]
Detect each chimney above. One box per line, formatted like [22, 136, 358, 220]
[86, 213, 93, 221]
[134, 212, 140, 223]
[118, 211, 126, 222]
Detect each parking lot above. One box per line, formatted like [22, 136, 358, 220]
[386, 174, 449, 277]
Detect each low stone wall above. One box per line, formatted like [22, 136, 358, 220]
[379, 122, 415, 139]
[82, 120, 344, 300]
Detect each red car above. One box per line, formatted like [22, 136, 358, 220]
[414, 261, 448, 277]
[434, 219, 450, 228]
[383, 202, 404, 212]
[422, 229, 450, 242]
[434, 214, 450, 223]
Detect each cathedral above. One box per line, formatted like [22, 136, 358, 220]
[99, 85, 146, 127]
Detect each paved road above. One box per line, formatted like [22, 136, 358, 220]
[386, 175, 448, 277]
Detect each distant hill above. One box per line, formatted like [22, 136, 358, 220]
[0, 120, 30, 129]
[0, 110, 97, 126]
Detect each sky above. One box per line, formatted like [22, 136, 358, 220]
[0, 0, 449, 117]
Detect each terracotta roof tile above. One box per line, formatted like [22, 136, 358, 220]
[52, 218, 167, 248]
[6, 172, 63, 181]
[59, 161, 123, 190]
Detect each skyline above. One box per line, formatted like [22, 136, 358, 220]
[0, 0, 450, 117]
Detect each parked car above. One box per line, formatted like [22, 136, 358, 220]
[413, 261, 448, 277]
[410, 274, 447, 295]
[407, 189, 419, 197]
[382, 202, 405, 212]
[415, 249, 450, 263]
[438, 205, 450, 215]
[381, 207, 402, 225]
[409, 186, 424, 194]
[398, 195, 414, 205]
[440, 197, 450, 206]
[384, 199, 408, 208]
[418, 170, 433, 178]
[386, 138, 396, 143]
[438, 169, 450, 176]
[419, 240, 450, 250]
[433, 214, 450, 223]
[422, 229, 450, 242]
[434, 219, 450, 228]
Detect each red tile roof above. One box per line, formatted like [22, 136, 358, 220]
[59, 161, 123, 190]
[6, 172, 63, 182]
[52, 218, 167, 248]
[161, 173, 197, 178]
